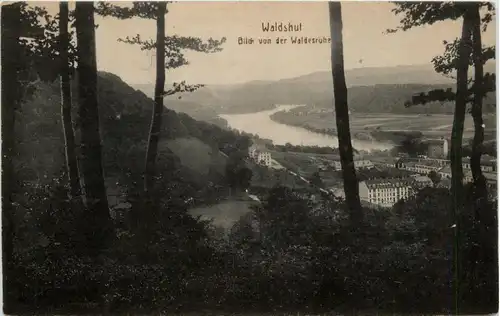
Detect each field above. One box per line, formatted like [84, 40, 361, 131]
[248, 159, 309, 189]
[271, 151, 323, 178]
[271, 109, 497, 140]
[270, 150, 343, 185]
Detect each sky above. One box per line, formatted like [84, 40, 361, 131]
[39, 1, 497, 86]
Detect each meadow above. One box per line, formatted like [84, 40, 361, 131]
[271, 109, 497, 140]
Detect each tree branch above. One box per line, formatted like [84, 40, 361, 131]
[117, 34, 226, 69]
[163, 81, 204, 97]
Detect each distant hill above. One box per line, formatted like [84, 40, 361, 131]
[134, 63, 496, 116]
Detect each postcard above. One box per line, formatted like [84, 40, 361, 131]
[1, 1, 497, 314]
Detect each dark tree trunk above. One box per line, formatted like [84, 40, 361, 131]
[144, 2, 167, 192]
[75, 2, 114, 249]
[470, 4, 486, 195]
[451, 10, 473, 211]
[1, 3, 21, 311]
[451, 7, 474, 315]
[59, 2, 82, 199]
[468, 5, 497, 311]
[328, 2, 362, 224]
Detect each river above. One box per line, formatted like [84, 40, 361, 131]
[220, 105, 393, 151]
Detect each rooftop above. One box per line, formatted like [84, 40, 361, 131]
[399, 158, 444, 168]
[369, 156, 399, 165]
[439, 165, 472, 177]
[425, 138, 447, 145]
[249, 143, 268, 151]
[330, 155, 371, 162]
[439, 165, 451, 174]
[362, 178, 413, 189]
[462, 155, 497, 166]
[415, 160, 443, 168]
[403, 161, 418, 168]
[413, 175, 432, 183]
[483, 172, 497, 181]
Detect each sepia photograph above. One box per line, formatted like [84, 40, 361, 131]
[1, 1, 498, 314]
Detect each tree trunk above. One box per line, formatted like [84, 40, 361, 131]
[470, 4, 486, 194]
[59, 2, 82, 199]
[1, 3, 22, 311]
[328, 2, 362, 224]
[450, 10, 473, 211]
[75, 2, 114, 249]
[469, 5, 496, 310]
[144, 2, 167, 192]
[451, 7, 474, 314]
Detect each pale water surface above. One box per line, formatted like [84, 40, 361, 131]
[220, 105, 393, 151]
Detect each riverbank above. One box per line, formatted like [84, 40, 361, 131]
[220, 105, 393, 151]
[269, 107, 497, 143]
[269, 112, 420, 144]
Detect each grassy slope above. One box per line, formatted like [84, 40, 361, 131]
[163, 136, 227, 177]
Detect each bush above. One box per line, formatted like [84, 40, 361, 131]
[9, 178, 497, 314]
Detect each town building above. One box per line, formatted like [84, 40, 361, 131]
[248, 144, 272, 167]
[398, 159, 442, 175]
[425, 138, 449, 159]
[462, 155, 497, 173]
[330, 156, 374, 170]
[438, 165, 473, 183]
[484, 172, 497, 186]
[437, 178, 452, 189]
[369, 156, 401, 169]
[413, 157, 449, 167]
[359, 178, 413, 208]
[411, 175, 434, 188]
[257, 151, 272, 166]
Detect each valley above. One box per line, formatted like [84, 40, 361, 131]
[133, 63, 496, 148]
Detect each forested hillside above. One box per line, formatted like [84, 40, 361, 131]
[17, 71, 251, 204]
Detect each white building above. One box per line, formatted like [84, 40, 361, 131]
[484, 172, 498, 186]
[256, 151, 271, 166]
[399, 161, 442, 175]
[359, 178, 413, 208]
[462, 155, 497, 173]
[248, 145, 272, 167]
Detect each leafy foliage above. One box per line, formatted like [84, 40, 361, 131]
[390, 2, 496, 108]
[428, 170, 442, 186]
[269, 142, 342, 155]
[394, 134, 429, 157]
[387, 2, 493, 33]
[10, 168, 498, 314]
[19, 2, 78, 84]
[433, 39, 495, 76]
[310, 171, 324, 187]
[225, 151, 252, 191]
